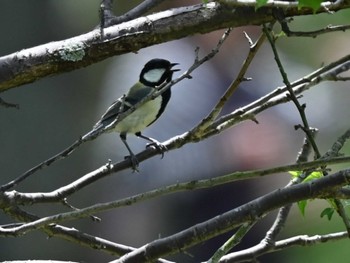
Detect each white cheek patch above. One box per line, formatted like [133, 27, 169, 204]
[143, 68, 166, 83]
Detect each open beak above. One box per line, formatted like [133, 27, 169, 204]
[170, 63, 180, 72]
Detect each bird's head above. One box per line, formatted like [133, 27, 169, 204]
[139, 59, 180, 87]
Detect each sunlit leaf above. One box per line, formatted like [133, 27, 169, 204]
[302, 171, 323, 183]
[289, 170, 302, 178]
[298, 200, 308, 216]
[255, 0, 269, 9]
[298, 0, 323, 11]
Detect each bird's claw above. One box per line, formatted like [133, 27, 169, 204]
[124, 154, 139, 172]
[146, 141, 168, 159]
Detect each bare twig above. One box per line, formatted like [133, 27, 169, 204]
[188, 30, 264, 139]
[231, 133, 317, 262]
[0, 202, 172, 262]
[107, 0, 165, 26]
[218, 0, 345, 9]
[0, 137, 84, 191]
[0, 97, 19, 109]
[6, 154, 350, 206]
[216, 128, 350, 262]
[4, 156, 350, 235]
[296, 130, 317, 163]
[282, 24, 350, 38]
[1, 1, 349, 92]
[263, 23, 321, 159]
[263, 23, 350, 237]
[219, 231, 349, 262]
[202, 55, 350, 139]
[0, 28, 233, 191]
[322, 128, 350, 159]
[99, 0, 165, 39]
[108, 169, 350, 263]
[207, 222, 257, 263]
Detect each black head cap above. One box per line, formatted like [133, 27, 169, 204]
[140, 58, 180, 86]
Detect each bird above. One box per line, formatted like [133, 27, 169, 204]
[82, 58, 180, 171]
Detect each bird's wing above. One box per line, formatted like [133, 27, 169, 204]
[93, 99, 125, 130]
[93, 83, 153, 130]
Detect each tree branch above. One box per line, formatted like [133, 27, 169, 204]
[219, 231, 349, 262]
[0, 202, 172, 262]
[3, 156, 350, 236]
[5, 154, 350, 206]
[0, 28, 231, 191]
[1, 1, 349, 92]
[204, 54, 350, 138]
[108, 169, 350, 263]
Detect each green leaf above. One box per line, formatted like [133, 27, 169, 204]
[289, 170, 302, 179]
[255, 0, 269, 9]
[302, 171, 323, 183]
[288, 170, 323, 181]
[291, 171, 323, 216]
[298, 200, 308, 216]
[298, 0, 323, 11]
[320, 207, 335, 221]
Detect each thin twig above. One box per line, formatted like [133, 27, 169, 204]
[218, 0, 345, 9]
[0, 202, 173, 262]
[217, 129, 350, 262]
[205, 55, 350, 138]
[207, 222, 257, 263]
[219, 231, 349, 262]
[4, 156, 350, 232]
[263, 23, 321, 159]
[322, 128, 350, 159]
[7, 152, 350, 207]
[0, 28, 233, 192]
[189, 30, 265, 139]
[263, 23, 350, 237]
[108, 0, 165, 26]
[108, 169, 350, 263]
[0, 97, 19, 109]
[99, 0, 165, 38]
[283, 24, 350, 38]
[235, 133, 316, 262]
[0, 137, 84, 191]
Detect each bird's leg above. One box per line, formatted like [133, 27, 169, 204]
[135, 132, 167, 159]
[120, 133, 139, 172]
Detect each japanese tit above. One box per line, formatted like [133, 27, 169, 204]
[83, 58, 180, 171]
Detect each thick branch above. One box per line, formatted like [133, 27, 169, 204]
[0, 1, 349, 92]
[109, 169, 350, 263]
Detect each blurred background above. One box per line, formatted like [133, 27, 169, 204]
[0, 0, 350, 262]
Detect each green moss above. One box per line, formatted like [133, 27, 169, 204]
[58, 42, 86, 61]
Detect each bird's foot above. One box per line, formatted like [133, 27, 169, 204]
[146, 139, 168, 159]
[124, 154, 139, 172]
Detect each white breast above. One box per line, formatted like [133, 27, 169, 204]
[114, 96, 162, 134]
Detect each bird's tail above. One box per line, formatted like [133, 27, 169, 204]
[81, 123, 104, 141]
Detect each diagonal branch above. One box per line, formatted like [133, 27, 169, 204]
[108, 169, 350, 263]
[263, 23, 321, 158]
[203, 54, 350, 139]
[0, 201, 173, 262]
[219, 231, 349, 262]
[1, 1, 349, 92]
[188, 31, 265, 140]
[0, 28, 232, 191]
[6, 154, 350, 206]
[3, 155, 350, 232]
[101, 0, 166, 26]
